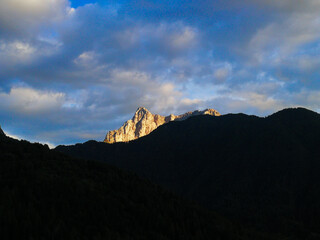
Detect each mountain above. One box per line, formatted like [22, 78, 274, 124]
[0, 132, 266, 239]
[57, 107, 320, 239]
[104, 107, 220, 143]
[0, 126, 5, 138]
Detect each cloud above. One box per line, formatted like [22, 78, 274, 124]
[170, 26, 198, 50]
[104, 69, 184, 114]
[248, 13, 320, 65]
[0, 87, 66, 115]
[0, 40, 36, 66]
[213, 62, 233, 83]
[0, 0, 319, 145]
[248, 0, 320, 13]
[0, 0, 71, 38]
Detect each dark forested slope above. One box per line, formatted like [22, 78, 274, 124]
[0, 135, 263, 240]
[57, 108, 320, 239]
[0, 126, 5, 138]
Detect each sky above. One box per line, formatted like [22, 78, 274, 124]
[0, 0, 320, 146]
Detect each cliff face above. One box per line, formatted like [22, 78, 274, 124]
[104, 107, 220, 143]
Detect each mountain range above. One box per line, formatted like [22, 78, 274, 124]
[0, 128, 262, 239]
[104, 107, 220, 143]
[57, 107, 320, 239]
[0, 126, 5, 138]
[2, 107, 320, 239]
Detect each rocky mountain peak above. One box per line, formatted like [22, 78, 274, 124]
[132, 107, 152, 122]
[136, 107, 149, 113]
[104, 107, 220, 143]
[204, 109, 220, 115]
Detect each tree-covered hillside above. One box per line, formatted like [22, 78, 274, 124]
[0, 136, 264, 240]
[57, 108, 320, 239]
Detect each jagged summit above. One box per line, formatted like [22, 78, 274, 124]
[132, 107, 152, 122]
[136, 106, 149, 112]
[104, 107, 220, 143]
[135, 107, 150, 115]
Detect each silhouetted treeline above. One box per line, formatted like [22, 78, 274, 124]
[0, 136, 267, 239]
[57, 108, 320, 239]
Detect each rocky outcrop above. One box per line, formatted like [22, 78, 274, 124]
[104, 107, 220, 143]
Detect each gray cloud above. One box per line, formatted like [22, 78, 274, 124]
[0, 0, 71, 39]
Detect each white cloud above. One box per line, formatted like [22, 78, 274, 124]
[109, 69, 150, 86]
[0, 40, 36, 65]
[73, 51, 98, 67]
[106, 69, 184, 114]
[113, 22, 199, 56]
[0, 87, 66, 114]
[213, 63, 233, 83]
[170, 26, 197, 50]
[247, 10, 320, 65]
[0, 0, 70, 36]
[214, 68, 229, 80]
[297, 55, 320, 72]
[286, 89, 320, 111]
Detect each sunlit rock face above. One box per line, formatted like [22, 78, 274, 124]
[104, 107, 220, 143]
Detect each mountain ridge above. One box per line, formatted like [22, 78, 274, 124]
[104, 107, 220, 143]
[0, 125, 267, 239]
[57, 107, 320, 238]
[0, 126, 6, 139]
